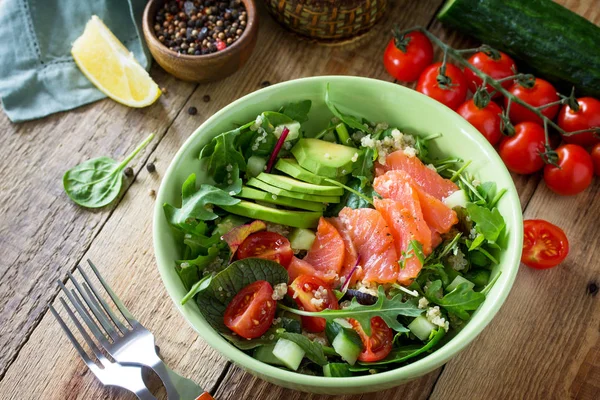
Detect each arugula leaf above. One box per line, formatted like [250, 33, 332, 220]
[352, 148, 374, 182]
[325, 83, 370, 133]
[400, 240, 425, 269]
[279, 100, 311, 123]
[277, 331, 328, 366]
[466, 203, 506, 244]
[280, 286, 423, 336]
[360, 328, 446, 366]
[195, 258, 288, 334]
[163, 174, 240, 229]
[176, 246, 221, 293]
[324, 177, 377, 216]
[63, 133, 154, 208]
[468, 234, 486, 251]
[427, 281, 486, 320]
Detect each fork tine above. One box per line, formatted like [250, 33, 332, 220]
[81, 280, 129, 335]
[87, 259, 137, 325]
[57, 279, 108, 345]
[68, 271, 119, 340]
[77, 264, 130, 334]
[59, 297, 110, 367]
[49, 304, 95, 367]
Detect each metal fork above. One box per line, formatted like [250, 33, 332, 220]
[50, 298, 156, 400]
[57, 259, 210, 400]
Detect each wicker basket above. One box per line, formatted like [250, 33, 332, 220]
[264, 0, 388, 42]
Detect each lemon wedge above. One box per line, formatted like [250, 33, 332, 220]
[72, 16, 161, 108]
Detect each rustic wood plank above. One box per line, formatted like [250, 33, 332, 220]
[0, 66, 197, 378]
[428, 1, 600, 399]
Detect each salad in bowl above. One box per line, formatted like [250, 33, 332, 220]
[160, 83, 510, 376]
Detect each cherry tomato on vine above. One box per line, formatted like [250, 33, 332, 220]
[543, 144, 593, 196]
[522, 220, 569, 270]
[498, 122, 546, 174]
[288, 275, 339, 333]
[457, 99, 504, 146]
[416, 62, 468, 110]
[464, 51, 517, 97]
[237, 231, 293, 267]
[505, 78, 560, 125]
[350, 317, 393, 362]
[383, 31, 433, 83]
[224, 281, 276, 339]
[591, 143, 600, 176]
[557, 97, 600, 147]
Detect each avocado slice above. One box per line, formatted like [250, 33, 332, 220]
[236, 187, 325, 212]
[291, 138, 360, 178]
[219, 201, 321, 229]
[255, 173, 343, 196]
[247, 178, 340, 203]
[275, 158, 327, 185]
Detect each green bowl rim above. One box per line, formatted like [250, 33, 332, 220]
[153, 75, 523, 389]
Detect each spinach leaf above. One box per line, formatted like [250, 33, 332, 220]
[63, 133, 154, 208]
[427, 280, 485, 320]
[163, 174, 240, 229]
[279, 100, 312, 123]
[177, 245, 220, 288]
[280, 286, 423, 336]
[199, 124, 250, 188]
[325, 83, 370, 133]
[277, 331, 328, 366]
[466, 203, 506, 245]
[352, 148, 374, 182]
[360, 328, 446, 366]
[195, 258, 288, 334]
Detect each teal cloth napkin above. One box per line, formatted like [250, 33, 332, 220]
[0, 0, 151, 123]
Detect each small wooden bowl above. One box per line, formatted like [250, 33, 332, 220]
[142, 0, 258, 83]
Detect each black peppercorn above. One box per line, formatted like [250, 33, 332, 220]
[188, 106, 198, 115]
[261, 81, 271, 88]
[146, 162, 156, 173]
[203, 94, 211, 102]
[123, 167, 134, 177]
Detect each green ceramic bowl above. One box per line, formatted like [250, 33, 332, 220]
[153, 76, 523, 394]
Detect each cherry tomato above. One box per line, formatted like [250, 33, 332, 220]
[522, 220, 569, 269]
[288, 275, 339, 333]
[464, 51, 517, 97]
[237, 231, 293, 267]
[350, 317, 393, 362]
[383, 31, 434, 83]
[457, 99, 504, 146]
[543, 144, 594, 196]
[591, 143, 600, 176]
[498, 122, 546, 174]
[505, 78, 559, 124]
[223, 281, 276, 339]
[557, 97, 600, 147]
[416, 62, 468, 110]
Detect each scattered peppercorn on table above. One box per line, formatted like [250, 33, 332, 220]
[0, 1, 598, 399]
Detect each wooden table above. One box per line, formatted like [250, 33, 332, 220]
[1, 1, 598, 399]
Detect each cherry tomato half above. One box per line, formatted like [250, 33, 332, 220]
[416, 62, 468, 111]
[522, 220, 569, 269]
[543, 144, 594, 196]
[383, 31, 434, 83]
[505, 78, 559, 125]
[464, 51, 517, 97]
[350, 317, 393, 362]
[237, 231, 293, 268]
[223, 281, 276, 339]
[289, 275, 339, 333]
[591, 143, 600, 176]
[498, 122, 546, 174]
[457, 99, 504, 146]
[558, 97, 600, 147]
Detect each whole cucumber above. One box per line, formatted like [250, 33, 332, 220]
[437, 0, 600, 97]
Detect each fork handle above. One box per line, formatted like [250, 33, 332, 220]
[150, 357, 205, 400]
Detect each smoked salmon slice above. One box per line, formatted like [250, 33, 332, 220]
[287, 257, 337, 284]
[338, 207, 399, 284]
[375, 150, 458, 201]
[374, 196, 432, 285]
[374, 170, 458, 235]
[327, 217, 359, 283]
[304, 217, 345, 276]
